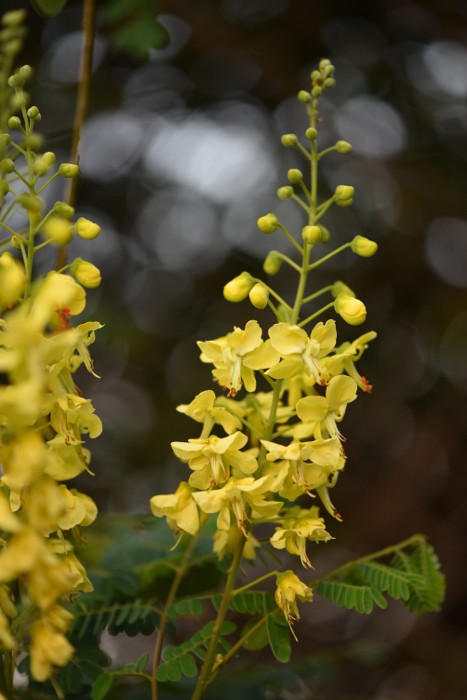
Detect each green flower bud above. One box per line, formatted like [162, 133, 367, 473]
[2, 10, 27, 27]
[74, 217, 101, 239]
[249, 282, 269, 309]
[335, 184, 355, 206]
[277, 186, 294, 200]
[281, 134, 298, 147]
[18, 192, 42, 213]
[10, 235, 21, 250]
[336, 140, 352, 154]
[71, 258, 101, 289]
[350, 235, 378, 257]
[257, 213, 279, 234]
[8, 65, 31, 89]
[311, 70, 321, 82]
[302, 225, 321, 244]
[223, 271, 255, 302]
[324, 77, 336, 88]
[18, 65, 32, 82]
[27, 106, 41, 121]
[7, 116, 21, 130]
[319, 58, 333, 72]
[305, 127, 317, 141]
[24, 133, 43, 150]
[0, 134, 11, 148]
[287, 168, 302, 184]
[319, 225, 331, 242]
[0, 180, 9, 196]
[59, 163, 79, 178]
[42, 217, 73, 245]
[34, 151, 55, 176]
[0, 159, 14, 173]
[312, 85, 322, 98]
[2, 40, 22, 56]
[10, 91, 28, 111]
[297, 90, 311, 103]
[331, 281, 355, 299]
[53, 201, 75, 220]
[263, 250, 282, 275]
[335, 293, 367, 325]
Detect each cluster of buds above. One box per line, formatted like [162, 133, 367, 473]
[151, 59, 377, 636]
[0, 21, 102, 684]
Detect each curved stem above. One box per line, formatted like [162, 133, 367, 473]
[151, 533, 199, 700]
[56, 0, 96, 270]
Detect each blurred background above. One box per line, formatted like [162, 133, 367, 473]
[5, 0, 467, 698]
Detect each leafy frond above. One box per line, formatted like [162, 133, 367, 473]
[392, 540, 445, 613]
[212, 590, 275, 616]
[70, 599, 161, 640]
[315, 580, 378, 614]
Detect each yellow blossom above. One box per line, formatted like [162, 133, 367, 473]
[295, 375, 358, 441]
[0, 252, 25, 310]
[270, 506, 332, 567]
[176, 389, 241, 435]
[267, 319, 336, 382]
[150, 482, 200, 535]
[30, 619, 74, 682]
[275, 570, 312, 634]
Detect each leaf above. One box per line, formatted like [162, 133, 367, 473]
[266, 615, 291, 663]
[179, 653, 198, 678]
[135, 653, 149, 672]
[315, 581, 374, 614]
[241, 617, 269, 652]
[91, 672, 113, 700]
[30, 0, 69, 17]
[393, 541, 446, 614]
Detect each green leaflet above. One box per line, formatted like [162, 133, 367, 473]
[29, 0, 69, 17]
[266, 614, 291, 663]
[91, 672, 113, 700]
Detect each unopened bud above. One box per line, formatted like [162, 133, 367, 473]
[223, 271, 255, 303]
[42, 217, 73, 245]
[324, 77, 336, 88]
[18, 192, 42, 213]
[2, 10, 27, 27]
[74, 217, 101, 239]
[0, 252, 25, 309]
[311, 70, 321, 82]
[287, 168, 302, 184]
[0, 135, 11, 148]
[10, 91, 28, 111]
[71, 258, 101, 289]
[249, 282, 269, 309]
[350, 235, 378, 257]
[302, 225, 321, 244]
[312, 85, 322, 98]
[59, 163, 79, 178]
[335, 184, 355, 206]
[263, 250, 282, 275]
[7, 116, 21, 130]
[24, 133, 43, 151]
[257, 213, 279, 234]
[34, 151, 55, 176]
[334, 294, 367, 325]
[27, 106, 41, 120]
[305, 127, 317, 141]
[297, 90, 311, 103]
[319, 225, 331, 242]
[336, 140, 352, 154]
[0, 159, 14, 173]
[277, 186, 294, 200]
[0, 180, 9, 196]
[281, 134, 298, 147]
[53, 202, 75, 220]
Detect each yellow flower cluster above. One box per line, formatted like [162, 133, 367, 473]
[0, 271, 100, 679]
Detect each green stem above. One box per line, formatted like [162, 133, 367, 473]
[298, 301, 335, 328]
[207, 613, 269, 682]
[56, 0, 95, 271]
[302, 284, 333, 305]
[231, 571, 277, 596]
[315, 196, 335, 223]
[307, 242, 351, 271]
[273, 252, 302, 274]
[278, 223, 303, 254]
[151, 533, 199, 700]
[191, 537, 245, 700]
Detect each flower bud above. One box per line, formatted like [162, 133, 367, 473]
[0, 252, 25, 309]
[287, 168, 303, 184]
[34, 151, 55, 176]
[18, 192, 42, 213]
[305, 127, 317, 141]
[24, 133, 43, 150]
[312, 85, 322, 98]
[331, 281, 355, 298]
[334, 294, 367, 325]
[281, 134, 298, 147]
[27, 106, 41, 121]
[74, 217, 101, 239]
[2, 10, 27, 27]
[324, 77, 336, 88]
[311, 70, 321, 82]
[257, 213, 279, 234]
[249, 282, 269, 309]
[335, 184, 354, 206]
[0, 159, 14, 173]
[71, 258, 101, 289]
[263, 250, 282, 275]
[319, 225, 331, 242]
[302, 225, 321, 244]
[350, 235, 378, 257]
[336, 140, 352, 154]
[277, 186, 294, 200]
[0, 180, 9, 196]
[42, 217, 73, 245]
[53, 201, 75, 220]
[10, 91, 28, 111]
[223, 271, 255, 302]
[7, 116, 21, 130]
[59, 163, 79, 178]
[0, 134, 11, 148]
[297, 90, 311, 103]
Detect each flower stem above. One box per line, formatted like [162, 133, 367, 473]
[191, 537, 245, 700]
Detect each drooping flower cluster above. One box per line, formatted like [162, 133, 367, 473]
[0, 23, 102, 683]
[151, 59, 377, 634]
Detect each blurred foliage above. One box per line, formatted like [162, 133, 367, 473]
[102, 0, 169, 60]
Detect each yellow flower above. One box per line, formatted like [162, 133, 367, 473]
[295, 375, 358, 441]
[198, 320, 279, 396]
[30, 619, 74, 682]
[267, 319, 336, 382]
[192, 476, 281, 534]
[29, 272, 86, 328]
[171, 431, 258, 489]
[334, 294, 366, 325]
[322, 331, 377, 393]
[275, 570, 312, 634]
[150, 482, 200, 535]
[270, 506, 332, 567]
[176, 390, 241, 435]
[0, 252, 25, 310]
[71, 258, 101, 289]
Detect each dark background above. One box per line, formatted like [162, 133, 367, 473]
[5, 1, 467, 698]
